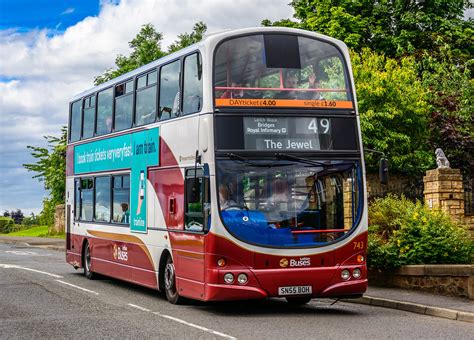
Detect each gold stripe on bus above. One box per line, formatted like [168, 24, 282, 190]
[215, 98, 354, 109]
[87, 230, 155, 269]
[176, 250, 204, 260]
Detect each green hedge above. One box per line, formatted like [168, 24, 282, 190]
[368, 195, 473, 269]
[0, 217, 15, 233]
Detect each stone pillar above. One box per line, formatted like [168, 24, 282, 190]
[423, 168, 464, 222]
[343, 178, 354, 228]
[52, 204, 65, 234]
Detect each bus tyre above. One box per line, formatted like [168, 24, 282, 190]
[164, 256, 182, 304]
[83, 241, 96, 280]
[286, 297, 311, 305]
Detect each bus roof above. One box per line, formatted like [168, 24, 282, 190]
[70, 27, 348, 102]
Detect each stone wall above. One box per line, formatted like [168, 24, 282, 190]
[366, 173, 413, 199]
[369, 265, 474, 300]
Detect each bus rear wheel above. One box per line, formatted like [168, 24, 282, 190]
[164, 256, 182, 304]
[286, 297, 311, 305]
[83, 241, 96, 280]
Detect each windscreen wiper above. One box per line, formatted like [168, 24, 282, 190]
[275, 153, 355, 169]
[275, 153, 332, 167]
[226, 153, 291, 168]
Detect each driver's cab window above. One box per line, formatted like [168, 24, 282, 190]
[185, 168, 209, 231]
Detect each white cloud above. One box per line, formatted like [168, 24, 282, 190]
[0, 0, 294, 214]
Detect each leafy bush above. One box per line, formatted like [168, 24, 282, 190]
[0, 217, 15, 233]
[368, 195, 473, 269]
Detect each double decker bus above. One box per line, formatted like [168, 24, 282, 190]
[66, 27, 367, 305]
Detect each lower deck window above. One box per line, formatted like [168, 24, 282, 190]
[112, 175, 130, 224]
[75, 174, 130, 225]
[80, 178, 94, 221]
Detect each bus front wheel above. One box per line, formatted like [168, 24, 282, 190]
[164, 256, 182, 304]
[83, 241, 96, 280]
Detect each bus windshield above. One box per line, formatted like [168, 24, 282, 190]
[214, 34, 353, 109]
[216, 159, 362, 248]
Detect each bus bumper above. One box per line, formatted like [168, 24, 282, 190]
[205, 283, 268, 301]
[206, 266, 367, 301]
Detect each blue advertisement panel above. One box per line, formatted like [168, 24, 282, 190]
[74, 128, 159, 233]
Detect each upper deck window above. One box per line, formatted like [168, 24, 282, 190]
[159, 60, 181, 121]
[183, 53, 203, 115]
[70, 100, 82, 142]
[96, 88, 113, 136]
[114, 80, 134, 131]
[214, 34, 353, 109]
[135, 70, 158, 126]
[82, 95, 96, 139]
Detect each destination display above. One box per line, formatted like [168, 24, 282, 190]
[244, 117, 331, 151]
[215, 116, 359, 152]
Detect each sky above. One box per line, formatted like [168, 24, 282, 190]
[0, 0, 295, 215]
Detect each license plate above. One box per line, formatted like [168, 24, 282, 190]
[278, 285, 312, 296]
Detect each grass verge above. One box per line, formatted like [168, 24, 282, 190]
[0, 225, 65, 238]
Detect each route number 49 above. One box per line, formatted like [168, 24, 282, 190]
[353, 241, 364, 250]
[308, 118, 330, 134]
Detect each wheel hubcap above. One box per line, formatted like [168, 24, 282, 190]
[164, 263, 175, 291]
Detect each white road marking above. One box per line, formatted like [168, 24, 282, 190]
[127, 302, 236, 339]
[5, 250, 40, 256]
[55, 280, 99, 295]
[153, 312, 237, 339]
[127, 303, 152, 312]
[0, 264, 63, 278]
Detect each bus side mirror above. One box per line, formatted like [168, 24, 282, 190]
[379, 158, 389, 185]
[186, 177, 201, 203]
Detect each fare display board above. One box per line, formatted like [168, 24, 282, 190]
[215, 116, 358, 152]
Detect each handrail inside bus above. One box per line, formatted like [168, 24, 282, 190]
[214, 86, 348, 92]
[290, 229, 350, 234]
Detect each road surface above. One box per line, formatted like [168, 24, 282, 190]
[0, 242, 471, 339]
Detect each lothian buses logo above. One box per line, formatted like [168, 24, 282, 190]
[113, 244, 128, 262]
[280, 257, 311, 268]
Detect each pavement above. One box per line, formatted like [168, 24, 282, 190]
[0, 235, 472, 323]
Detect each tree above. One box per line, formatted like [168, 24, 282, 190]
[94, 24, 167, 85]
[24, 127, 67, 224]
[351, 49, 433, 174]
[422, 55, 473, 175]
[10, 209, 24, 225]
[167, 22, 207, 54]
[3, 211, 10, 217]
[265, 0, 473, 63]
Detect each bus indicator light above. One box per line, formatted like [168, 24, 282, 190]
[217, 258, 226, 267]
[357, 255, 365, 263]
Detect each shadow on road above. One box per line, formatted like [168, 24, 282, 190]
[68, 271, 360, 317]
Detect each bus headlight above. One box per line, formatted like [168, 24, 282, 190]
[237, 273, 248, 285]
[353, 268, 362, 279]
[341, 269, 351, 281]
[224, 273, 234, 284]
